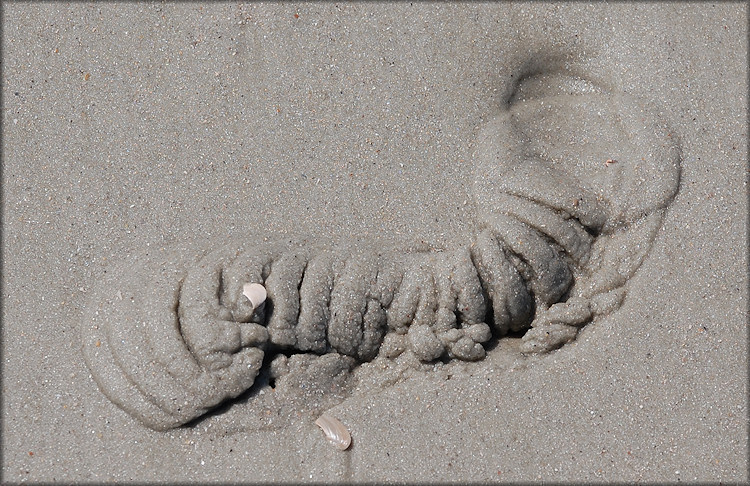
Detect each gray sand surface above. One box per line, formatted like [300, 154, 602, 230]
[2, 2, 747, 483]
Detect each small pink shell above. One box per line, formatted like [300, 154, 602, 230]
[315, 414, 351, 451]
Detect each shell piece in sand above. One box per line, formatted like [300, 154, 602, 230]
[315, 413, 352, 451]
[243, 283, 267, 309]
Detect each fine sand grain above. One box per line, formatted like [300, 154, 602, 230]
[2, 3, 747, 483]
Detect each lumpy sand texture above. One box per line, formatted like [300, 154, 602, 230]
[80, 69, 680, 431]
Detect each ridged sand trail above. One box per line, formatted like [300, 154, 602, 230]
[81, 67, 680, 431]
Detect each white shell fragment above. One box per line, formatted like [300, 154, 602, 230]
[315, 414, 351, 451]
[242, 283, 267, 310]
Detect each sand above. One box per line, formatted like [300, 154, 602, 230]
[2, 2, 747, 483]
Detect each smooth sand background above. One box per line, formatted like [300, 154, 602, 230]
[2, 2, 747, 483]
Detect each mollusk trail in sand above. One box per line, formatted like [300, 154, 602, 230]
[80, 73, 680, 431]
